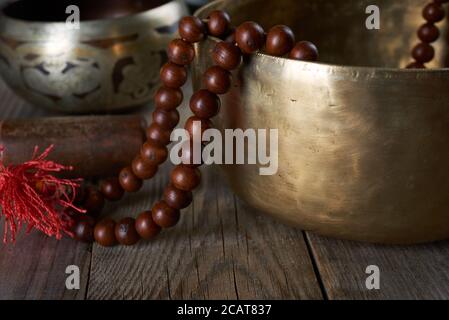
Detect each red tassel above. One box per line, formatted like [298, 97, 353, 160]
[0, 145, 85, 243]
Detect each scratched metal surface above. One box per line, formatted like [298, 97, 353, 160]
[195, 0, 449, 244]
[0, 73, 448, 300]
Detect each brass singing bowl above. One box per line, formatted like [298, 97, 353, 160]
[194, 0, 449, 244]
[0, 0, 188, 113]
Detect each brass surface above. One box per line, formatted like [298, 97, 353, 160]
[194, 0, 449, 244]
[0, 0, 187, 113]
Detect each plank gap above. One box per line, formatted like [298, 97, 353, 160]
[303, 231, 329, 300]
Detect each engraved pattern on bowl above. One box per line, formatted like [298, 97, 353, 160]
[0, 0, 188, 113]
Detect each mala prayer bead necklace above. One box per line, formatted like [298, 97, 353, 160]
[14, 3, 441, 246]
[73, 1, 448, 246]
[407, 0, 449, 68]
[71, 10, 319, 247]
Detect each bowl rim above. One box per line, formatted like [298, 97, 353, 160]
[195, 0, 449, 74]
[0, 0, 185, 32]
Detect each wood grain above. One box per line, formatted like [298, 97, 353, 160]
[0, 81, 91, 299]
[0, 229, 91, 299]
[3, 77, 449, 300]
[86, 83, 322, 300]
[306, 232, 449, 300]
[87, 162, 323, 299]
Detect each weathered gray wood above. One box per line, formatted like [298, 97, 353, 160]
[0, 229, 91, 299]
[0, 80, 91, 299]
[87, 162, 323, 299]
[86, 89, 322, 299]
[306, 232, 449, 300]
[4, 75, 449, 300]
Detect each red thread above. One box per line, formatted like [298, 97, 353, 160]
[0, 145, 85, 243]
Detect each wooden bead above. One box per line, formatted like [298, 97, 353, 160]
[100, 177, 124, 201]
[418, 23, 440, 43]
[235, 21, 265, 54]
[212, 41, 242, 70]
[160, 62, 187, 88]
[171, 165, 201, 191]
[118, 166, 143, 193]
[190, 89, 221, 119]
[289, 41, 319, 61]
[207, 10, 231, 37]
[132, 156, 158, 180]
[164, 184, 193, 209]
[154, 86, 183, 110]
[412, 42, 435, 63]
[266, 25, 295, 56]
[83, 187, 104, 216]
[135, 211, 161, 240]
[167, 39, 195, 65]
[423, 2, 445, 23]
[179, 16, 206, 43]
[152, 108, 179, 130]
[140, 140, 168, 166]
[406, 61, 426, 69]
[185, 116, 213, 140]
[115, 217, 140, 246]
[146, 123, 171, 145]
[73, 216, 94, 243]
[152, 201, 181, 228]
[203, 66, 232, 94]
[94, 218, 117, 247]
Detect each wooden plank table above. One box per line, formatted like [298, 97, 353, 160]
[0, 79, 448, 300]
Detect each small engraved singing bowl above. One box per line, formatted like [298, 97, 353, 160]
[194, 0, 449, 244]
[0, 0, 188, 113]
